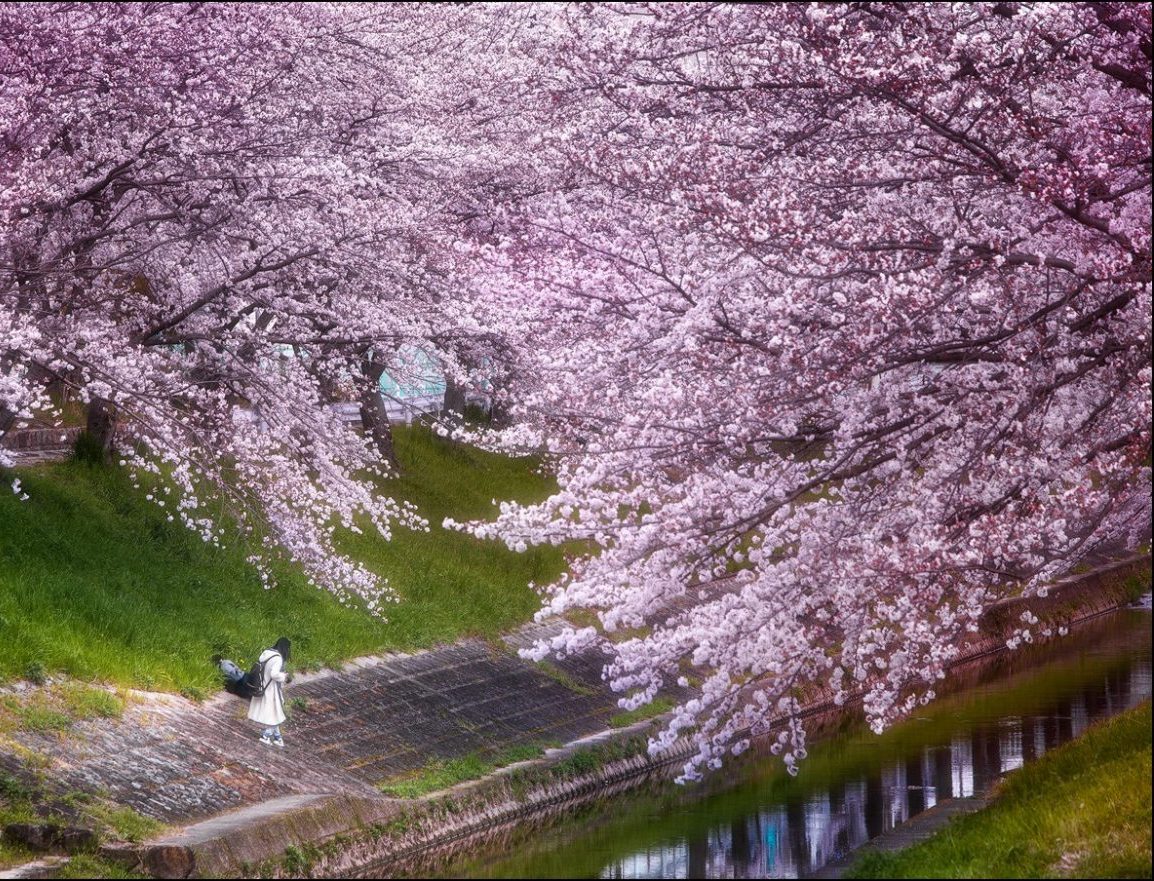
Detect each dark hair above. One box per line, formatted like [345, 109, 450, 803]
[273, 637, 291, 662]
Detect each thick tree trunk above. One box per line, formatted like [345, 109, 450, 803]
[488, 390, 512, 428]
[359, 354, 399, 470]
[84, 397, 118, 463]
[0, 406, 15, 453]
[316, 370, 341, 405]
[443, 377, 467, 418]
[0, 351, 20, 440]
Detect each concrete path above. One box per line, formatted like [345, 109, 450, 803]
[0, 856, 69, 880]
[5, 621, 618, 824]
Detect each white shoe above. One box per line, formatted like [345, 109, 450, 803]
[272, 737, 285, 748]
[260, 733, 276, 746]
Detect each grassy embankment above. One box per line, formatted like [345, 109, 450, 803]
[848, 700, 1153, 879]
[0, 765, 157, 876]
[0, 683, 159, 872]
[0, 424, 563, 695]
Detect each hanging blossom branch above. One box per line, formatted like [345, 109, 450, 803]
[451, 2, 1152, 780]
[0, 3, 512, 611]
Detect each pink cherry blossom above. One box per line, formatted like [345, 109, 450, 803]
[452, 2, 1151, 779]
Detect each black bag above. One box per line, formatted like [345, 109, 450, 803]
[225, 654, 273, 699]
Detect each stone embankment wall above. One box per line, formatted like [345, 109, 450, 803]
[130, 553, 1148, 880]
[0, 427, 81, 466]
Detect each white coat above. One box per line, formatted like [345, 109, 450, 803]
[247, 649, 287, 726]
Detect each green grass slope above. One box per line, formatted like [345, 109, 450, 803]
[0, 425, 562, 694]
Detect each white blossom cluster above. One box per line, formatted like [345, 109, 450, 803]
[451, 3, 1152, 779]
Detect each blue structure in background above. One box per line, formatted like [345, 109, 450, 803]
[261, 342, 479, 425]
[376, 345, 447, 423]
[377, 346, 446, 401]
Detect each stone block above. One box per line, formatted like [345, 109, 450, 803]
[2, 825, 54, 852]
[56, 828, 98, 853]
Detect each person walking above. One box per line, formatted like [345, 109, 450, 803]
[248, 637, 291, 747]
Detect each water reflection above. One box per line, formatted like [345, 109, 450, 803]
[422, 613, 1151, 880]
[598, 659, 1151, 879]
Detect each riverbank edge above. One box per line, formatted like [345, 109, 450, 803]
[810, 795, 995, 879]
[98, 552, 1151, 879]
[834, 699, 1153, 879]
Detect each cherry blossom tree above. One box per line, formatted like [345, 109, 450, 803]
[455, 2, 1152, 778]
[0, 3, 506, 610]
[3, 1, 1149, 780]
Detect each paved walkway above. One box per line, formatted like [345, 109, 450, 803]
[4, 622, 618, 824]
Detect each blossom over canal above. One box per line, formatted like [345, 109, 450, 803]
[1, 2, 1150, 782]
[449, 3, 1153, 778]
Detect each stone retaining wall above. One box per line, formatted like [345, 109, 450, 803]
[108, 553, 1148, 879]
[0, 427, 81, 465]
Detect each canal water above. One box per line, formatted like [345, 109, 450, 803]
[431, 607, 1151, 879]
